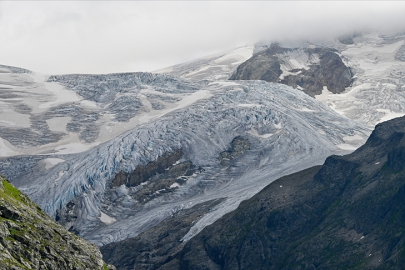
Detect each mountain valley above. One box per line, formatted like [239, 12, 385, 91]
[1, 30, 405, 269]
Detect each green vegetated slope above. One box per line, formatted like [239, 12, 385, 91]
[0, 176, 115, 270]
[155, 116, 405, 269]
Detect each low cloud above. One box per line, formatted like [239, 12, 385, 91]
[0, 1, 404, 74]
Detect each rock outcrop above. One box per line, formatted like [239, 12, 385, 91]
[0, 175, 115, 270]
[111, 149, 184, 188]
[230, 44, 352, 97]
[219, 136, 250, 166]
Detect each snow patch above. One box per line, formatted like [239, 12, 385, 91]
[46, 117, 71, 133]
[0, 110, 31, 128]
[170, 183, 180, 189]
[337, 143, 357, 151]
[100, 212, 116, 225]
[237, 103, 262, 108]
[376, 109, 405, 123]
[54, 142, 100, 154]
[248, 128, 273, 139]
[0, 137, 18, 157]
[41, 158, 65, 170]
[315, 86, 332, 103]
[80, 100, 98, 108]
[38, 82, 82, 109]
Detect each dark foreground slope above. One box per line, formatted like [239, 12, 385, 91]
[139, 115, 405, 270]
[0, 176, 115, 270]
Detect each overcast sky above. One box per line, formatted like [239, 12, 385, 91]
[1, 1, 405, 75]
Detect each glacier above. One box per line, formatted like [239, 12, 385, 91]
[0, 77, 371, 245]
[3, 31, 405, 248]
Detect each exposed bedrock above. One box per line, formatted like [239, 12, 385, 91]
[230, 43, 352, 96]
[110, 149, 202, 205]
[219, 136, 251, 165]
[111, 149, 184, 188]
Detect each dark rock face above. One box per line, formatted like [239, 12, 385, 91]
[100, 199, 224, 270]
[0, 176, 115, 270]
[110, 149, 202, 205]
[111, 149, 184, 188]
[152, 116, 405, 269]
[219, 136, 251, 165]
[230, 44, 352, 97]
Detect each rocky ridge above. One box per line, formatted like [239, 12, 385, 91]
[0, 175, 115, 270]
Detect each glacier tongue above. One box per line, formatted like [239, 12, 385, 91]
[0, 79, 371, 246]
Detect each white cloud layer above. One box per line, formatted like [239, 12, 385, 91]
[0, 1, 404, 74]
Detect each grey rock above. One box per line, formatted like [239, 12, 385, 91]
[230, 43, 352, 97]
[219, 136, 250, 165]
[106, 96, 144, 122]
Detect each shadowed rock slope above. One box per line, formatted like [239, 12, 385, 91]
[153, 116, 405, 269]
[0, 176, 115, 270]
[230, 43, 352, 97]
[100, 199, 225, 270]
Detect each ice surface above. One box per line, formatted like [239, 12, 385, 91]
[40, 158, 65, 170]
[46, 117, 71, 133]
[1, 80, 370, 246]
[100, 212, 116, 225]
[54, 142, 101, 155]
[155, 46, 254, 81]
[0, 137, 18, 157]
[0, 71, 213, 157]
[315, 33, 405, 126]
